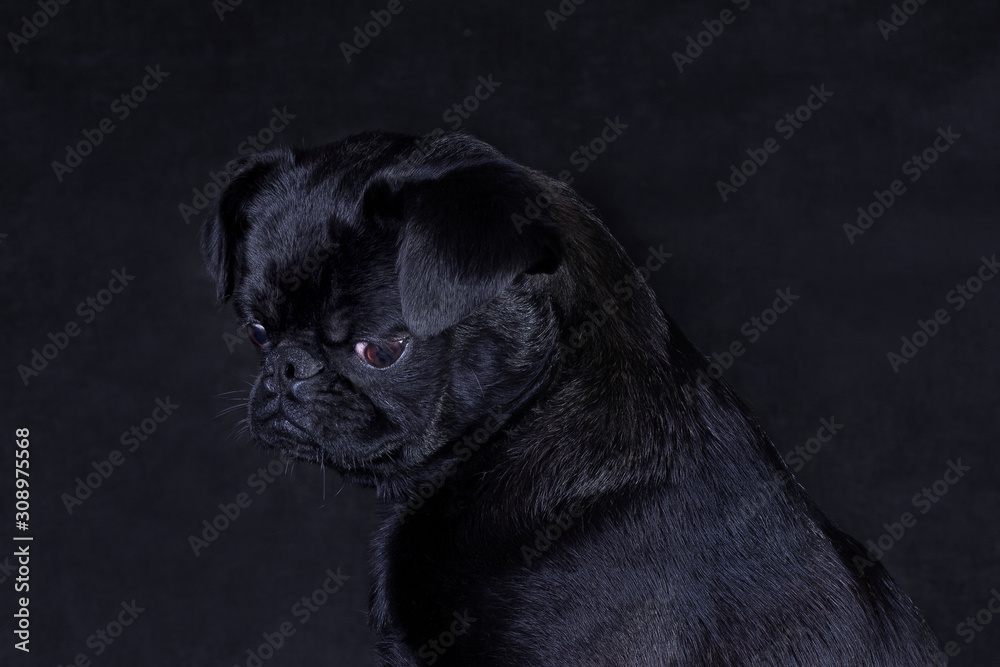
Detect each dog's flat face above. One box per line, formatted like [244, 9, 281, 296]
[202, 132, 562, 490]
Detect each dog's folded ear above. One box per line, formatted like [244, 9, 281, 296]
[367, 158, 563, 338]
[200, 150, 292, 303]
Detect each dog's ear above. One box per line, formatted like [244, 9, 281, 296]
[200, 150, 291, 303]
[368, 159, 562, 337]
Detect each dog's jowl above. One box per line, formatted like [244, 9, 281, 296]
[202, 131, 944, 665]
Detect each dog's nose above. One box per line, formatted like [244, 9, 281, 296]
[264, 346, 324, 384]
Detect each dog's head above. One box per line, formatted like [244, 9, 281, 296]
[202, 132, 565, 489]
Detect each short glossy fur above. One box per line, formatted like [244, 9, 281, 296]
[202, 131, 943, 666]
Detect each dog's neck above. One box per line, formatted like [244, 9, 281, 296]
[381, 214, 774, 531]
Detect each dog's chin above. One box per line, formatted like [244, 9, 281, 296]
[251, 415, 323, 455]
[250, 414, 408, 487]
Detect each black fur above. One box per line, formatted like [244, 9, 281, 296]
[202, 131, 944, 665]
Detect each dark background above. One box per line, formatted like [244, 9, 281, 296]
[3, 0, 998, 664]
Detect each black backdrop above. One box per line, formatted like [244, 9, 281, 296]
[3, 0, 999, 665]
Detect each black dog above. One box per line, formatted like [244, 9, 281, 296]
[202, 131, 943, 665]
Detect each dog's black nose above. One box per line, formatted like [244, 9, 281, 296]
[264, 346, 324, 387]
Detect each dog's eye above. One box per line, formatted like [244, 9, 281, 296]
[354, 338, 408, 369]
[246, 323, 269, 349]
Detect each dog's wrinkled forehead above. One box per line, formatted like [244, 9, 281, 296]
[233, 139, 408, 327]
[204, 130, 564, 339]
[238, 192, 336, 317]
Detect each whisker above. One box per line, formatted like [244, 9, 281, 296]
[215, 390, 250, 398]
[226, 417, 251, 442]
[213, 404, 249, 419]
